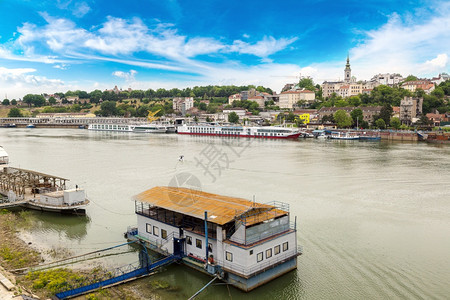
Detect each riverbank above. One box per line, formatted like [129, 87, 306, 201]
[0, 210, 179, 299]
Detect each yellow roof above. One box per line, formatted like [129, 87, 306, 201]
[132, 186, 287, 226]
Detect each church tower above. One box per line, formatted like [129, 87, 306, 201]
[344, 54, 351, 83]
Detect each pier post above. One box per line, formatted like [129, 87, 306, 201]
[204, 211, 208, 262]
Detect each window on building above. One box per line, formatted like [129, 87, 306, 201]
[266, 248, 272, 259]
[249, 250, 253, 255]
[196, 239, 202, 249]
[161, 229, 167, 239]
[283, 242, 289, 252]
[208, 243, 212, 252]
[153, 226, 159, 237]
[257, 252, 263, 262]
[186, 236, 192, 245]
[226, 251, 233, 262]
[274, 245, 281, 255]
[146, 223, 151, 234]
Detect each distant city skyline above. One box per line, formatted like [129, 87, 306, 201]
[0, 0, 449, 99]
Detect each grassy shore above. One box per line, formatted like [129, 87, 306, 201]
[0, 210, 175, 299]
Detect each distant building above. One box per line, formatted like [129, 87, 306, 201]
[400, 97, 423, 125]
[173, 97, 194, 116]
[370, 73, 404, 86]
[240, 89, 257, 101]
[223, 108, 246, 120]
[426, 113, 445, 126]
[401, 80, 435, 94]
[247, 96, 265, 108]
[228, 94, 242, 105]
[318, 106, 382, 124]
[278, 90, 315, 109]
[431, 73, 450, 86]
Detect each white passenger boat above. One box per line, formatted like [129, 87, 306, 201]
[330, 131, 360, 140]
[88, 123, 175, 133]
[177, 124, 302, 139]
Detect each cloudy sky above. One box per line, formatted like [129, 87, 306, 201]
[0, 0, 449, 99]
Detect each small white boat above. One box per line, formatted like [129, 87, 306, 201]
[330, 131, 360, 140]
[26, 124, 36, 128]
[24, 188, 89, 214]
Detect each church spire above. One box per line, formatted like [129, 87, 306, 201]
[344, 54, 351, 83]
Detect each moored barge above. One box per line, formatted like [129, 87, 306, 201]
[126, 186, 301, 292]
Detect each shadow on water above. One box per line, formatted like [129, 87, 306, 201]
[26, 210, 90, 240]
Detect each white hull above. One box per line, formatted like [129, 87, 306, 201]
[177, 124, 302, 139]
[23, 200, 89, 214]
[88, 123, 175, 133]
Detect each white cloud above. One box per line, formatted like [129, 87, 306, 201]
[422, 53, 448, 69]
[73, 2, 91, 18]
[112, 70, 137, 81]
[343, 4, 449, 80]
[53, 64, 69, 70]
[229, 36, 298, 58]
[0, 67, 64, 99]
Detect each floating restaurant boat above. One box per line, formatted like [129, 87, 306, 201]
[125, 186, 301, 292]
[0, 167, 89, 215]
[177, 123, 302, 139]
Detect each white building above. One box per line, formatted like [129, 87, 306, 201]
[127, 186, 300, 292]
[370, 73, 404, 86]
[228, 94, 242, 105]
[278, 90, 315, 109]
[173, 97, 194, 115]
[223, 108, 246, 119]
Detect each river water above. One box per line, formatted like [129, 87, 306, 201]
[1, 128, 449, 299]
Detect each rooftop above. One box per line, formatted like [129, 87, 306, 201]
[132, 186, 287, 226]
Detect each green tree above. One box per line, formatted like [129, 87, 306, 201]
[32, 95, 46, 107]
[378, 104, 393, 125]
[98, 101, 117, 116]
[89, 90, 103, 104]
[348, 96, 361, 107]
[48, 97, 57, 105]
[23, 94, 34, 107]
[334, 110, 352, 128]
[390, 117, 401, 129]
[298, 78, 315, 91]
[375, 118, 386, 129]
[403, 75, 418, 82]
[2, 99, 10, 106]
[8, 107, 23, 117]
[350, 108, 363, 127]
[228, 112, 239, 123]
[11, 99, 17, 106]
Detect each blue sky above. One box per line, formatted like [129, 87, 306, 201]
[0, 0, 449, 98]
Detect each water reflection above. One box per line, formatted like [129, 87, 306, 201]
[28, 211, 90, 240]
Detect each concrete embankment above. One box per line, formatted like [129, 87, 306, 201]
[380, 131, 418, 141]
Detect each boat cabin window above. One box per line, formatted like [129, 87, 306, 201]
[257, 252, 263, 262]
[266, 248, 272, 258]
[208, 243, 212, 252]
[161, 229, 167, 239]
[153, 226, 159, 237]
[226, 251, 233, 262]
[186, 236, 192, 245]
[196, 239, 202, 249]
[283, 241, 289, 252]
[249, 250, 253, 255]
[274, 245, 281, 255]
[146, 223, 152, 234]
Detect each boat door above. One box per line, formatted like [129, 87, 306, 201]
[173, 237, 184, 257]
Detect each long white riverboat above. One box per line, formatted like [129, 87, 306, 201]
[88, 123, 176, 133]
[177, 124, 302, 139]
